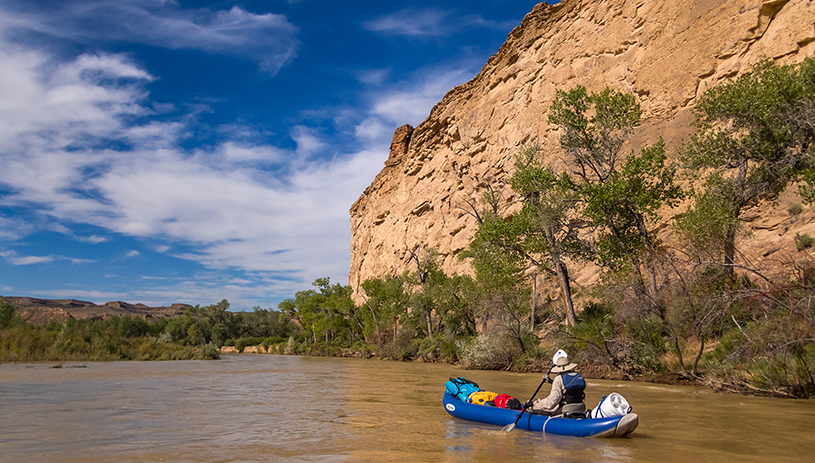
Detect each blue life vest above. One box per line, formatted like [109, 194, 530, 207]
[561, 372, 586, 404]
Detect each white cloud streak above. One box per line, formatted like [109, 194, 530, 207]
[364, 8, 519, 38]
[0, 0, 300, 74]
[0, 250, 92, 265]
[364, 8, 453, 37]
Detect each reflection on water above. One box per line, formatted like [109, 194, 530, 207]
[0, 356, 813, 462]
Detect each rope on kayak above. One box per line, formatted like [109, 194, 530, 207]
[542, 416, 552, 434]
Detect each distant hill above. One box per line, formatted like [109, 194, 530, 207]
[1, 296, 190, 325]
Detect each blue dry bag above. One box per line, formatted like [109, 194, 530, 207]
[445, 377, 481, 402]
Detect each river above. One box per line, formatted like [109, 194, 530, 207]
[0, 355, 813, 462]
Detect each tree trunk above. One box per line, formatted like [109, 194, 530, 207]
[692, 336, 705, 376]
[673, 335, 687, 375]
[556, 260, 576, 326]
[531, 273, 537, 331]
[723, 228, 736, 276]
[365, 301, 382, 345]
[545, 227, 576, 326]
[426, 311, 433, 341]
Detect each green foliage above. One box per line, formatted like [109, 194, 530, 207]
[547, 85, 683, 299]
[682, 57, 815, 265]
[795, 232, 814, 251]
[570, 302, 615, 352]
[0, 313, 225, 362]
[674, 173, 742, 261]
[0, 298, 295, 362]
[788, 203, 803, 216]
[701, 282, 815, 397]
[0, 299, 16, 330]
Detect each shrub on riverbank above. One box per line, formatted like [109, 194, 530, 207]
[0, 301, 222, 362]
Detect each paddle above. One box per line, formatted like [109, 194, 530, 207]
[502, 368, 552, 432]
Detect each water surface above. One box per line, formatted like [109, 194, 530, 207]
[1, 355, 813, 462]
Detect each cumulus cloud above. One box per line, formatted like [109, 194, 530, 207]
[0, 0, 300, 74]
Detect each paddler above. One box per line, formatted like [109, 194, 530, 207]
[528, 349, 587, 417]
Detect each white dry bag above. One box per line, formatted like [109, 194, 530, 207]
[590, 392, 631, 418]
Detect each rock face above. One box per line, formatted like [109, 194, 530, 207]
[349, 0, 815, 301]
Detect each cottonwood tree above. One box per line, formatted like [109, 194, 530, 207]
[548, 86, 683, 299]
[508, 145, 585, 326]
[359, 275, 409, 346]
[679, 58, 815, 270]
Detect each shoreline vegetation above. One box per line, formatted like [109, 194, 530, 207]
[3, 59, 815, 399]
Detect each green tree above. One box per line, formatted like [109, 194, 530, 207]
[405, 245, 444, 340]
[0, 299, 15, 329]
[360, 275, 409, 346]
[681, 58, 815, 270]
[548, 86, 683, 298]
[509, 145, 585, 326]
[674, 173, 742, 262]
[312, 277, 358, 347]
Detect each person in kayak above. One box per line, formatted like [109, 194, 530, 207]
[528, 349, 587, 417]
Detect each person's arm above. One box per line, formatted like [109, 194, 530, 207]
[531, 375, 564, 411]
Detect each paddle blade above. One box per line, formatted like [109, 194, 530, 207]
[501, 423, 516, 432]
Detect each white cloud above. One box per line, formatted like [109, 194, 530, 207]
[0, 0, 300, 75]
[364, 8, 519, 39]
[0, 46, 152, 151]
[354, 62, 481, 148]
[77, 235, 108, 244]
[124, 250, 141, 258]
[0, 9, 488, 302]
[0, 39, 383, 295]
[0, 215, 33, 241]
[1, 251, 56, 265]
[364, 8, 453, 37]
[1, 250, 94, 265]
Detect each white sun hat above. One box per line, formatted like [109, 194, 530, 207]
[551, 349, 578, 373]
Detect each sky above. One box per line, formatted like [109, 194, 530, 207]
[0, 0, 541, 310]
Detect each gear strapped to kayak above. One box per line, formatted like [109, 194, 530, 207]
[445, 377, 481, 402]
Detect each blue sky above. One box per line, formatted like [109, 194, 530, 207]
[0, 0, 540, 310]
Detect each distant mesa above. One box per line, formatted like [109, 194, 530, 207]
[1, 296, 190, 325]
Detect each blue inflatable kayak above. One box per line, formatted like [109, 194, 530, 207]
[443, 392, 638, 437]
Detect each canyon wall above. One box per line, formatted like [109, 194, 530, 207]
[349, 0, 815, 301]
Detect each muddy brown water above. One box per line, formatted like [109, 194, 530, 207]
[0, 355, 813, 462]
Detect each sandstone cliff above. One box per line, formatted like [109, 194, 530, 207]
[349, 0, 815, 301]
